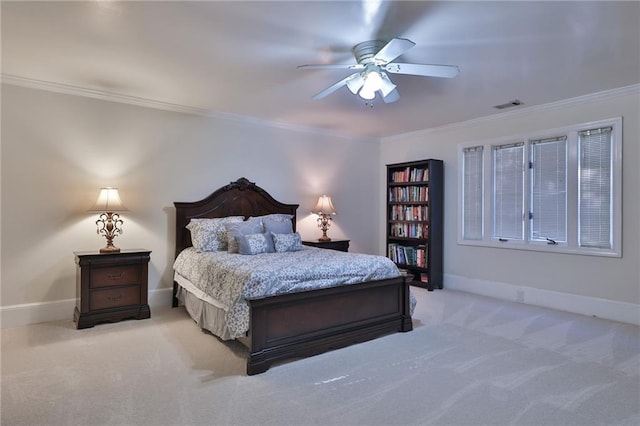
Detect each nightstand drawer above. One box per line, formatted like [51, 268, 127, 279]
[90, 286, 140, 310]
[90, 265, 140, 288]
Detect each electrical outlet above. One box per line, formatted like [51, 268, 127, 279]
[516, 290, 525, 303]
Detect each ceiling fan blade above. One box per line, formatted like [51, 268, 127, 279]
[384, 63, 459, 78]
[382, 88, 400, 104]
[298, 64, 364, 70]
[373, 38, 415, 64]
[312, 73, 359, 99]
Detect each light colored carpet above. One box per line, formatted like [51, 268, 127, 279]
[1, 288, 638, 426]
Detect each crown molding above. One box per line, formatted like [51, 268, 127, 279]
[0, 73, 213, 116]
[0, 73, 375, 143]
[4, 73, 635, 144]
[387, 83, 640, 141]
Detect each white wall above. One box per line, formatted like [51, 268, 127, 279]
[1, 84, 382, 325]
[380, 87, 640, 324]
[3, 83, 638, 327]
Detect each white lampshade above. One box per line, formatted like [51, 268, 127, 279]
[89, 188, 128, 212]
[359, 87, 376, 100]
[346, 73, 365, 94]
[359, 70, 383, 100]
[313, 195, 336, 215]
[379, 73, 397, 97]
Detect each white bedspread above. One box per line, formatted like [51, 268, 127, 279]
[173, 246, 402, 339]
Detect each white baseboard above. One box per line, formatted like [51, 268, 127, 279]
[0, 287, 174, 328]
[445, 274, 640, 326]
[148, 287, 174, 308]
[4, 281, 638, 328]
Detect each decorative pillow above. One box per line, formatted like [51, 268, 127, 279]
[225, 218, 262, 253]
[263, 217, 293, 235]
[251, 213, 293, 223]
[236, 233, 275, 255]
[186, 217, 243, 252]
[272, 232, 303, 253]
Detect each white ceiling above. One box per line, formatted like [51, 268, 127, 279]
[2, 1, 639, 139]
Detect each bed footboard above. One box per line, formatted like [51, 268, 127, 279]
[246, 276, 412, 375]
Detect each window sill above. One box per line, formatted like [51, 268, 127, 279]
[457, 239, 621, 258]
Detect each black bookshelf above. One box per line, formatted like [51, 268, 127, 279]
[386, 159, 443, 290]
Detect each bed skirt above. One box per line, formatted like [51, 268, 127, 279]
[175, 278, 236, 341]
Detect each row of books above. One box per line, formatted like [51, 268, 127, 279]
[389, 222, 429, 238]
[398, 269, 429, 283]
[389, 186, 429, 202]
[389, 205, 429, 221]
[390, 167, 429, 183]
[388, 243, 428, 267]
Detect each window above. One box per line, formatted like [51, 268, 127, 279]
[492, 143, 525, 241]
[579, 127, 613, 249]
[462, 146, 483, 240]
[458, 118, 621, 257]
[530, 136, 567, 243]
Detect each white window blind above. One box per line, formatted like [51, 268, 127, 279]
[462, 146, 483, 240]
[579, 127, 612, 249]
[458, 117, 620, 257]
[492, 143, 525, 240]
[530, 136, 567, 242]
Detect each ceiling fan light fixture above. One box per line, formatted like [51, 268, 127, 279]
[346, 74, 365, 94]
[359, 86, 376, 100]
[379, 73, 396, 97]
[358, 68, 383, 99]
[363, 69, 383, 91]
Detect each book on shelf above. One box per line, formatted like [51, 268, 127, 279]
[390, 167, 429, 183]
[388, 186, 429, 202]
[420, 273, 429, 283]
[389, 205, 429, 221]
[389, 222, 429, 239]
[387, 243, 428, 267]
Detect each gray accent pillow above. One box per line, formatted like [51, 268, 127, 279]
[263, 218, 293, 235]
[226, 218, 262, 253]
[251, 213, 294, 232]
[251, 213, 293, 223]
[272, 232, 303, 253]
[237, 233, 275, 255]
[186, 217, 244, 252]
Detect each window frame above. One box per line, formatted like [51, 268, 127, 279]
[457, 117, 622, 257]
[529, 135, 568, 244]
[491, 141, 526, 243]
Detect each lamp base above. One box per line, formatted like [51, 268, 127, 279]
[317, 213, 333, 242]
[100, 245, 121, 253]
[96, 212, 124, 254]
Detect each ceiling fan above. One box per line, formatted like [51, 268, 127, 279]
[298, 38, 459, 104]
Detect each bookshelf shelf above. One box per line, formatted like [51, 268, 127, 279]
[386, 159, 443, 290]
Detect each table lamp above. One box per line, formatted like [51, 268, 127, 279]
[89, 187, 128, 253]
[313, 195, 337, 241]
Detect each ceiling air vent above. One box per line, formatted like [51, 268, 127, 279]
[493, 99, 523, 110]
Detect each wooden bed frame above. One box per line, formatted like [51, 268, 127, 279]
[173, 177, 413, 375]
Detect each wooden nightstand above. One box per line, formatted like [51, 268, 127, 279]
[73, 249, 151, 329]
[302, 239, 350, 252]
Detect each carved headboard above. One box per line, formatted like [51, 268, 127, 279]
[174, 177, 299, 258]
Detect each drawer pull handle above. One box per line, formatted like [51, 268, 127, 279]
[107, 294, 122, 301]
[107, 272, 124, 280]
